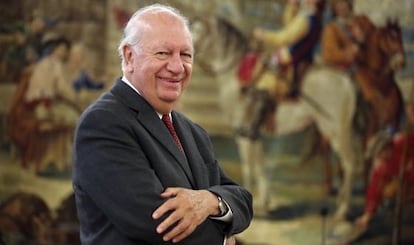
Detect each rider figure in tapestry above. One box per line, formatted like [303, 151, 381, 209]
[236, 0, 326, 140]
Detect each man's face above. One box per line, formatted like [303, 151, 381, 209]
[31, 17, 45, 33]
[55, 43, 69, 61]
[334, 1, 351, 18]
[124, 14, 193, 114]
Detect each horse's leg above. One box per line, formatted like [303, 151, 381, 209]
[330, 93, 357, 222]
[252, 139, 269, 213]
[236, 88, 264, 140]
[236, 136, 255, 192]
[333, 134, 356, 222]
[334, 157, 353, 221]
[320, 136, 334, 195]
[235, 89, 261, 191]
[236, 136, 269, 214]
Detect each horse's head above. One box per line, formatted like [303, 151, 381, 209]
[379, 18, 406, 71]
[189, 16, 249, 75]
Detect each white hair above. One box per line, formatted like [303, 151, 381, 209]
[117, 4, 191, 71]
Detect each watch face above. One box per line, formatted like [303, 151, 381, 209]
[218, 197, 228, 215]
[219, 202, 224, 214]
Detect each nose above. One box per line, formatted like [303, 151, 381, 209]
[166, 53, 185, 74]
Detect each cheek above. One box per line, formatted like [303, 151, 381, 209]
[182, 75, 191, 89]
[183, 64, 193, 85]
[129, 57, 146, 74]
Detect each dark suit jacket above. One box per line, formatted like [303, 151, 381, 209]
[73, 78, 253, 244]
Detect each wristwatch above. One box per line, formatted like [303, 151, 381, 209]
[217, 196, 229, 216]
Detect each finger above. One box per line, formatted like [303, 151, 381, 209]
[160, 187, 180, 198]
[171, 225, 195, 243]
[225, 236, 236, 245]
[164, 217, 196, 243]
[155, 205, 183, 234]
[152, 197, 176, 220]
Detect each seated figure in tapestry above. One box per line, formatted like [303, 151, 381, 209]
[8, 35, 81, 175]
[321, 0, 362, 73]
[323, 0, 406, 185]
[321, 0, 374, 134]
[322, 0, 405, 137]
[253, 0, 325, 99]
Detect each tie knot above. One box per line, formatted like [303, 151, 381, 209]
[162, 114, 171, 125]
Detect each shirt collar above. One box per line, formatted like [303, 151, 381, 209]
[121, 76, 168, 120]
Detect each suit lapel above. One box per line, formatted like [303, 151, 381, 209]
[110, 79, 195, 187]
[173, 113, 207, 189]
[139, 112, 196, 188]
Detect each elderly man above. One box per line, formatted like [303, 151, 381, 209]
[73, 4, 253, 245]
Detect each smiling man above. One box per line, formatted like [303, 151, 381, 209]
[72, 4, 253, 245]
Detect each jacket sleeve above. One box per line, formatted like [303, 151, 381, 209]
[187, 122, 253, 236]
[73, 107, 170, 244]
[208, 172, 253, 235]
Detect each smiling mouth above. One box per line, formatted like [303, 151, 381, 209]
[159, 76, 181, 83]
[160, 78, 181, 90]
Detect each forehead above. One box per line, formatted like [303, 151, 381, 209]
[139, 14, 193, 51]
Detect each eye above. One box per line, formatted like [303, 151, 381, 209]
[181, 52, 193, 62]
[155, 51, 170, 60]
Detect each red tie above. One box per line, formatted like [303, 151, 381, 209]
[162, 114, 185, 154]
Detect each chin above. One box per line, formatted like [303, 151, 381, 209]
[161, 91, 181, 100]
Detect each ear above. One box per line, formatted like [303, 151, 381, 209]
[123, 45, 134, 73]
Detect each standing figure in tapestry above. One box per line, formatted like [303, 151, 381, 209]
[8, 35, 81, 175]
[333, 88, 414, 244]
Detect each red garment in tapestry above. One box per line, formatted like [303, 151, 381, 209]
[364, 133, 414, 214]
[237, 52, 260, 87]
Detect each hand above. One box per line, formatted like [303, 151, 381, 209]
[355, 212, 372, 230]
[345, 44, 359, 62]
[225, 235, 236, 245]
[253, 28, 264, 41]
[152, 187, 219, 243]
